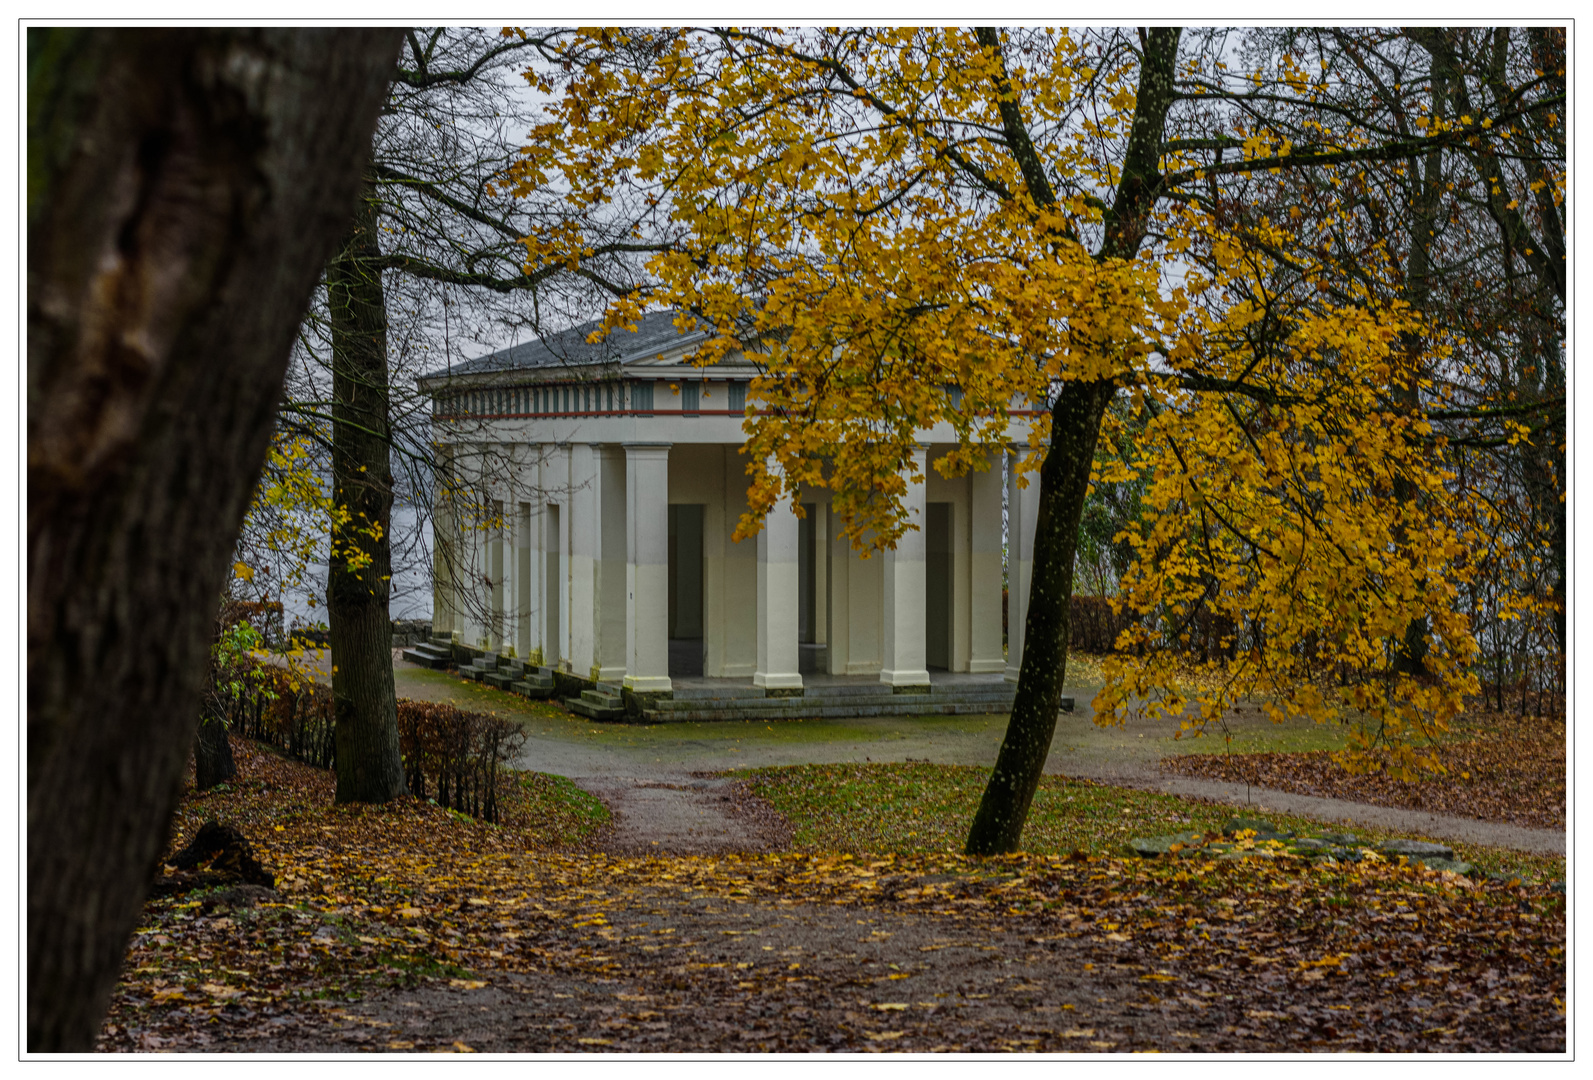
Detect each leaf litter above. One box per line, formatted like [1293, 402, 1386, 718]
[97, 736, 1563, 1053]
[1161, 706, 1564, 831]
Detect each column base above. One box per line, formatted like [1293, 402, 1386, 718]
[623, 674, 673, 693]
[880, 667, 931, 688]
[1003, 665, 1021, 683]
[753, 671, 804, 691]
[968, 658, 1006, 674]
[591, 664, 627, 683]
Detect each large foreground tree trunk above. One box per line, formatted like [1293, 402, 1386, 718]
[327, 189, 408, 803]
[965, 26, 1181, 855]
[27, 27, 401, 1051]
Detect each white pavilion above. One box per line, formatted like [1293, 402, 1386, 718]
[417, 311, 1043, 713]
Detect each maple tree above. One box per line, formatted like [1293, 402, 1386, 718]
[508, 26, 1560, 854]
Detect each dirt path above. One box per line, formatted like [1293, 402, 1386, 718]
[394, 662, 1564, 856]
[574, 774, 792, 855]
[170, 873, 1564, 1054]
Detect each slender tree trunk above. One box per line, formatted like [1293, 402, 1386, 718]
[27, 27, 400, 1050]
[1392, 63, 1447, 678]
[327, 187, 408, 803]
[966, 380, 1116, 853]
[965, 26, 1180, 855]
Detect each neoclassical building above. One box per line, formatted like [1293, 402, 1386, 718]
[419, 311, 1042, 704]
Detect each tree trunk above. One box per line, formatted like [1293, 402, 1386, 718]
[965, 26, 1181, 855]
[327, 188, 408, 804]
[966, 381, 1117, 853]
[194, 714, 236, 790]
[26, 27, 400, 1051]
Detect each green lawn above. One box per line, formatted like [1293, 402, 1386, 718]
[511, 771, 611, 847]
[741, 762, 1564, 884]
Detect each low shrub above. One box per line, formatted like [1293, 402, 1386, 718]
[229, 663, 336, 770]
[218, 670, 524, 822]
[396, 699, 526, 824]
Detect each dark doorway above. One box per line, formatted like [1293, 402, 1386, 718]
[926, 501, 953, 670]
[668, 503, 705, 676]
[544, 503, 561, 666]
[798, 504, 816, 643]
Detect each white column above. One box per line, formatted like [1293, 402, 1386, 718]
[811, 499, 828, 647]
[595, 445, 628, 681]
[537, 443, 572, 668]
[489, 498, 505, 650]
[707, 445, 757, 677]
[431, 438, 459, 637]
[624, 443, 672, 693]
[755, 494, 803, 691]
[463, 444, 490, 648]
[881, 445, 930, 688]
[969, 454, 1007, 673]
[524, 448, 546, 664]
[1005, 445, 1041, 682]
[568, 443, 600, 677]
[514, 500, 532, 657]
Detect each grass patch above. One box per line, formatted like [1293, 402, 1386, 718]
[514, 771, 611, 847]
[743, 762, 1564, 884]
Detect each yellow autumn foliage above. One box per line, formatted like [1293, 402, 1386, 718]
[508, 28, 1508, 771]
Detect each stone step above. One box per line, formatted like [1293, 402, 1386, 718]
[641, 699, 1016, 723]
[649, 689, 1016, 712]
[400, 644, 452, 669]
[566, 697, 625, 721]
[671, 685, 770, 701]
[510, 680, 554, 699]
[580, 689, 625, 710]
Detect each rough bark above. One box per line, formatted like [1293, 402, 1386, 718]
[1391, 58, 1448, 678]
[27, 27, 401, 1050]
[965, 27, 1181, 855]
[194, 715, 237, 790]
[327, 189, 408, 804]
[966, 381, 1117, 852]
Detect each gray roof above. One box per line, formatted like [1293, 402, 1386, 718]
[424, 309, 710, 380]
